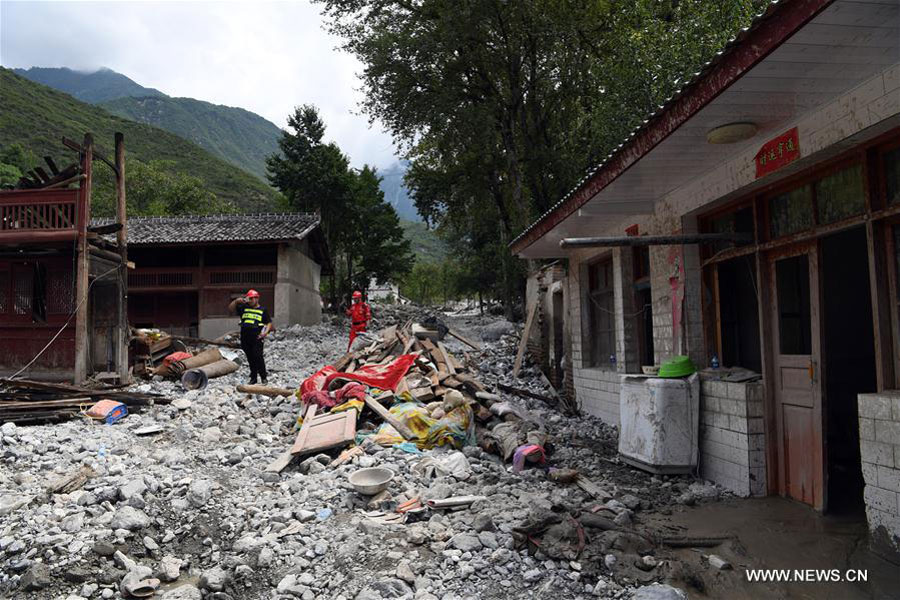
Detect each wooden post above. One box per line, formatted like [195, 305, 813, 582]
[73, 133, 93, 384]
[114, 133, 130, 384]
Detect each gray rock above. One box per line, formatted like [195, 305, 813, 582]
[523, 568, 542, 582]
[355, 578, 413, 600]
[20, 562, 51, 591]
[61, 512, 85, 532]
[200, 566, 228, 591]
[159, 556, 183, 582]
[481, 321, 515, 341]
[93, 540, 116, 556]
[708, 554, 732, 570]
[160, 584, 202, 600]
[631, 584, 688, 600]
[188, 479, 214, 507]
[110, 506, 151, 530]
[120, 478, 147, 501]
[450, 533, 483, 552]
[477, 531, 499, 550]
[396, 561, 415, 584]
[472, 513, 495, 532]
[172, 398, 192, 410]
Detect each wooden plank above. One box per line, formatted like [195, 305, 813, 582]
[447, 327, 481, 350]
[512, 300, 540, 377]
[576, 476, 612, 501]
[237, 384, 296, 397]
[265, 450, 295, 473]
[291, 404, 357, 456]
[436, 342, 458, 375]
[364, 395, 416, 440]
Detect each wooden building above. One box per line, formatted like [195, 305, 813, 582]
[0, 134, 129, 383]
[512, 0, 900, 560]
[98, 213, 330, 339]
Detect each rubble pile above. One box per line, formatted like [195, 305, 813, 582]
[0, 308, 723, 600]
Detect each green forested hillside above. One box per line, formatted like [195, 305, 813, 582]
[100, 95, 282, 180]
[400, 219, 448, 263]
[13, 66, 165, 103]
[0, 68, 279, 212]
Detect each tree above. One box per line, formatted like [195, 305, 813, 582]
[317, 0, 766, 313]
[267, 105, 415, 305]
[342, 166, 415, 293]
[0, 163, 22, 188]
[91, 159, 232, 217]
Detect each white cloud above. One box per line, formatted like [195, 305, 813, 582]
[0, 0, 398, 169]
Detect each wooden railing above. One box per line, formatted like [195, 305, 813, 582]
[128, 268, 200, 291]
[0, 189, 82, 243]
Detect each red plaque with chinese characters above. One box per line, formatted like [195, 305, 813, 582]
[755, 127, 800, 178]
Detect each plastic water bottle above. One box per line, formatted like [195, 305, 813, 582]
[711, 354, 720, 369]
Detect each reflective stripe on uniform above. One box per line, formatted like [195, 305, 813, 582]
[241, 308, 264, 326]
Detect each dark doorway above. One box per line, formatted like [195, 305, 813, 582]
[552, 290, 564, 386]
[821, 227, 875, 514]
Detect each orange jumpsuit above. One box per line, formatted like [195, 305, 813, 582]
[346, 301, 372, 351]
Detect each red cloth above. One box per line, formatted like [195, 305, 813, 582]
[301, 390, 338, 410]
[300, 354, 418, 397]
[163, 351, 192, 366]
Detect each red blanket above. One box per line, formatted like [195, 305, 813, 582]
[301, 354, 418, 396]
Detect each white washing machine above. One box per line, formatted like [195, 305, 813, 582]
[618, 373, 700, 474]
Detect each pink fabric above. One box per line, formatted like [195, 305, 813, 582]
[334, 382, 367, 403]
[512, 444, 546, 472]
[301, 390, 338, 410]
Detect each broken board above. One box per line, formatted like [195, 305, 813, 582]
[364, 395, 417, 440]
[290, 404, 357, 456]
[512, 300, 539, 377]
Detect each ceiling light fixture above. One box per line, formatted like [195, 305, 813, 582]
[706, 122, 758, 144]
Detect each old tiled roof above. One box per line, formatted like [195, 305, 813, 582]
[93, 213, 321, 245]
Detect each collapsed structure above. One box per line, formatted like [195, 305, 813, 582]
[513, 0, 900, 560]
[0, 134, 129, 384]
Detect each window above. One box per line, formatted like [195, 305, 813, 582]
[587, 258, 615, 367]
[775, 254, 812, 355]
[816, 164, 864, 225]
[769, 185, 813, 238]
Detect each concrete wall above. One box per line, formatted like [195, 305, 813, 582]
[699, 375, 766, 497]
[275, 240, 322, 328]
[858, 392, 900, 561]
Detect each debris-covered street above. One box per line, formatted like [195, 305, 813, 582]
[2, 307, 746, 600]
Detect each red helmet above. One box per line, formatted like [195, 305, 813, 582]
[352, 291, 362, 299]
[246, 289, 260, 299]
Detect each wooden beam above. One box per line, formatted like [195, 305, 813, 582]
[512, 300, 539, 377]
[115, 132, 130, 384]
[73, 133, 92, 384]
[364, 395, 416, 440]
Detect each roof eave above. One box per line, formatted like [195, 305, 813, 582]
[510, 0, 836, 256]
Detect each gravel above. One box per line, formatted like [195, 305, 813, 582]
[0, 305, 727, 599]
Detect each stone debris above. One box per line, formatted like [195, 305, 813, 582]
[0, 307, 729, 599]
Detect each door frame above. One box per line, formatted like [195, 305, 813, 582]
[765, 241, 826, 509]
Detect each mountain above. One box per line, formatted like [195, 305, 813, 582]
[378, 161, 421, 222]
[400, 219, 448, 263]
[13, 66, 165, 103]
[0, 68, 279, 211]
[13, 66, 283, 181]
[100, 96, 283, 180]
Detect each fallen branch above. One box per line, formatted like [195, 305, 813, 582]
[237, 384, 296, 397]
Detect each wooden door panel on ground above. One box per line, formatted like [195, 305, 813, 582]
[770, 246, 823, 509]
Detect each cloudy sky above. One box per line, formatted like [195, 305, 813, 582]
[0, 1, 399, 169]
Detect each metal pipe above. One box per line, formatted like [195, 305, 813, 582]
[559, 232, 752, 249]
[426, 495, 487, 509]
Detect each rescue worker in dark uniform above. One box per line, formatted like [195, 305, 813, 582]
[228, 289, 274, 384]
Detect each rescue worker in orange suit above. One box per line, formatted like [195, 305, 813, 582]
[346, 290, 372, 351]
[228, 289, 274, 385]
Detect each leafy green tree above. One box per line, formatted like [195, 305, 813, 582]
[92, 159, 232, 217]
[318, 0, 766, 313]
[0, 143, 37, 173]
[342, 165, 415, 293]
[0, 163, 22, 188]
